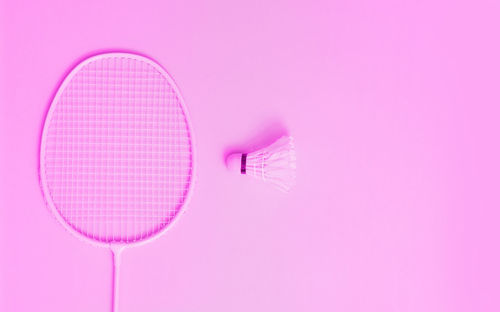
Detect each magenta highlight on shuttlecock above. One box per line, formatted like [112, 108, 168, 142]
[226, 135, 296, 192]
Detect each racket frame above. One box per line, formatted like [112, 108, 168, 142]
[39, 52, 196, 250]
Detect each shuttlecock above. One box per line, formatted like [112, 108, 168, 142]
[226, 135, 296, 192]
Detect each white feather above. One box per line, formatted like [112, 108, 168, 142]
[245, 136, 296, 192]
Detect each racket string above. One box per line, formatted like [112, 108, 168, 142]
[43, 55, 193, 243]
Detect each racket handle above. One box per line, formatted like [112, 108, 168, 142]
[111, 245, 125, 312]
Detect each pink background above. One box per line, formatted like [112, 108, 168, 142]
[1, 0, 500, 311]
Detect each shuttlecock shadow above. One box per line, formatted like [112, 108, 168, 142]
[223, 120, 289, 166]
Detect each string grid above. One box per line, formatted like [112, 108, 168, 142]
[42, 55, 193, 243]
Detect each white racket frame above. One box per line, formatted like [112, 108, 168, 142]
[39, 52, 196, 310]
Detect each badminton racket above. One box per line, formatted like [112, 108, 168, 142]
[39, 52, 195, 311]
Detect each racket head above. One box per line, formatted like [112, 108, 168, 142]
[40, 52, 195, 248]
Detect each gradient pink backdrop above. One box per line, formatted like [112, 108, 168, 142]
[1, 0, 500, 311]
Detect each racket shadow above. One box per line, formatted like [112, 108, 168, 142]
[39, 51, 195, 312]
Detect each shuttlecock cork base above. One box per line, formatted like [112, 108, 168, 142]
[226, 135, 296, 192]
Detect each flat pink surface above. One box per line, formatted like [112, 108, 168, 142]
[1, 0, 499, 311]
